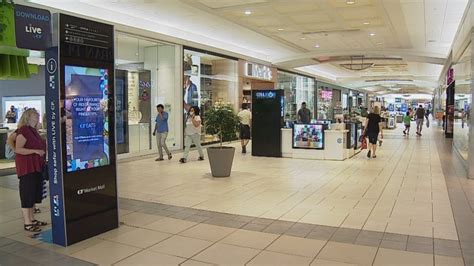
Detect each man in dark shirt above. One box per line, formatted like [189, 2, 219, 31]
[416, 105, 425, 136]
[5, 105, 17, 123]
[297, 102, 311, 124]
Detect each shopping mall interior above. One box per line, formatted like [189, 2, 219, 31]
[0, 0, 473, 265]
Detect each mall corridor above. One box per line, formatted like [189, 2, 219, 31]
[1, 0, 474, 265]
[0, 124, 473, 265]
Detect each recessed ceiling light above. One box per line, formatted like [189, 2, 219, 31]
[376, 42, 383, 45]
[278, 28, 284, 31]
[244, 10, 252, 15]
[369, 33, 376, 37]
[363, 21, 370, 25]
[314, 44, 320, 48]
[346, 0, 356, 4]
[300, 37, 306, 40]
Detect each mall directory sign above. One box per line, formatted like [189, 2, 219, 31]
[45, 13, 117, 246]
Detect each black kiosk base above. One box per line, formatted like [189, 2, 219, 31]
[251, 90, 283, 157]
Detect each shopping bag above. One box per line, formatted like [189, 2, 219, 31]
[360, 135, 367, 150]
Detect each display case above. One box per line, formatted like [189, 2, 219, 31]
[292, 124, 324, 149]
[345, 122, 355, 149]
[313, 119, 332, 130]
[355, 122, 363, 149]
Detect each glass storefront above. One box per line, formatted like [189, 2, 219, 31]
[453, 43, 472, 161]
[183, 48, 238, 145]
[277, 71, 315, 122]
[116, 33, 181, 155]
[316, 81, 343, 120]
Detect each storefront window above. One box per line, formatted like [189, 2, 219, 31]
[183, 49, 238, 145]
[453, 43, 472, 161]
[277, 71, 315, 122]
[116, 33, 180, 155]
[316, 82, 342, 120]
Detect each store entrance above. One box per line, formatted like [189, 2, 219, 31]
[241, 78, 275, 111]
[0, 63, 46, 175]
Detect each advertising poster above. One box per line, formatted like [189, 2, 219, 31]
[138, 71, 151, 123]
[183, 53, 201, 110]
[446, 82, 455, 137]
[293, 124, 324, 149]
[64, 65, 110, 172]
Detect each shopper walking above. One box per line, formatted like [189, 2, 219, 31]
[180, 106, 204, 163]
[403, 111, 411, 136]
[364, 106, 383, 158]
[14, 108, 47, 232]
[237, 103, 252, 153]
[153, 104, 172, 161]
[297, 102, 311, 124]
[415, 105, 425, 136]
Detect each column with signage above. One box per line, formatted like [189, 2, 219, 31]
[46, 13, 118, 246]
[446, 68, 455, 138]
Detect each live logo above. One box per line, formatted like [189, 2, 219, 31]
[14, 5, 52, 50]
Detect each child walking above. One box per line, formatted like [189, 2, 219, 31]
[403, 111, 411, 136]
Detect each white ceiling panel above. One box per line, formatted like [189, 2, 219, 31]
[30, 0, 470, 95]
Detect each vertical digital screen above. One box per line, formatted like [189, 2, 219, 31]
[64, 65, 110, 172]
[293, 124, 324, 149]
[115, 78, 125, 144]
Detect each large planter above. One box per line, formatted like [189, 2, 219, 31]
[207, 146, 235, 177]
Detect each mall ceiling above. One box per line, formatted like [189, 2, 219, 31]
[29, 0, 470, 96]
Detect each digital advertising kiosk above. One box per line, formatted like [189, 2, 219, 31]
[251, 90, 283, 157]
[46, 14, 118, 246]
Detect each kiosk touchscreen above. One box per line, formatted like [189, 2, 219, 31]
[64, 66, 110, 172]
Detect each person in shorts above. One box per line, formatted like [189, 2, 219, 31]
[364, 106, 383, 158]
[237, 103, 252, 153]
[14, 108, 47, 232]
[416, 105, 425, 136]
[403, 111, 411, 136]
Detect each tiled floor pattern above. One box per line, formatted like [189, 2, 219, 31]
[436, 133, 474, 265]
[117, 126, 457, 241]
[0, 123, 471, 265]
[0, 199, 465, 265]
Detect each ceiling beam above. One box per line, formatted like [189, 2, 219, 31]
[273, 49, 446, 68]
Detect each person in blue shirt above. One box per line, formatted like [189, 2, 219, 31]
[153, 104, 172, 161]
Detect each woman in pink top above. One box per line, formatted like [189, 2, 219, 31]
[14, 108, 47, 232]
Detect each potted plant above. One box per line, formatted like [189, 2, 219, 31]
[205, 104, 240, 177]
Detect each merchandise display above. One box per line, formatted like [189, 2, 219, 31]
[293, 124, 324, 149]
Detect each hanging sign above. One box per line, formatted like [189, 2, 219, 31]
[14, 4, 51, 50]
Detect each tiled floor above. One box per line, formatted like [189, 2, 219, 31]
[117, 125, 457, 240]
[0, 123, 472, 265]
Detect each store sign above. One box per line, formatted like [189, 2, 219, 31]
[447, 68, 454, 85]
[320, 89, 333, 100]
[401, 103, 407, 112]
[255, 91, 276, 99]
[14, 4, 51, 50]
[245, 62, 273, 80]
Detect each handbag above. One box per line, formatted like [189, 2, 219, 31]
[360, 134, 367, 150]
[42, 162, 49, 181]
